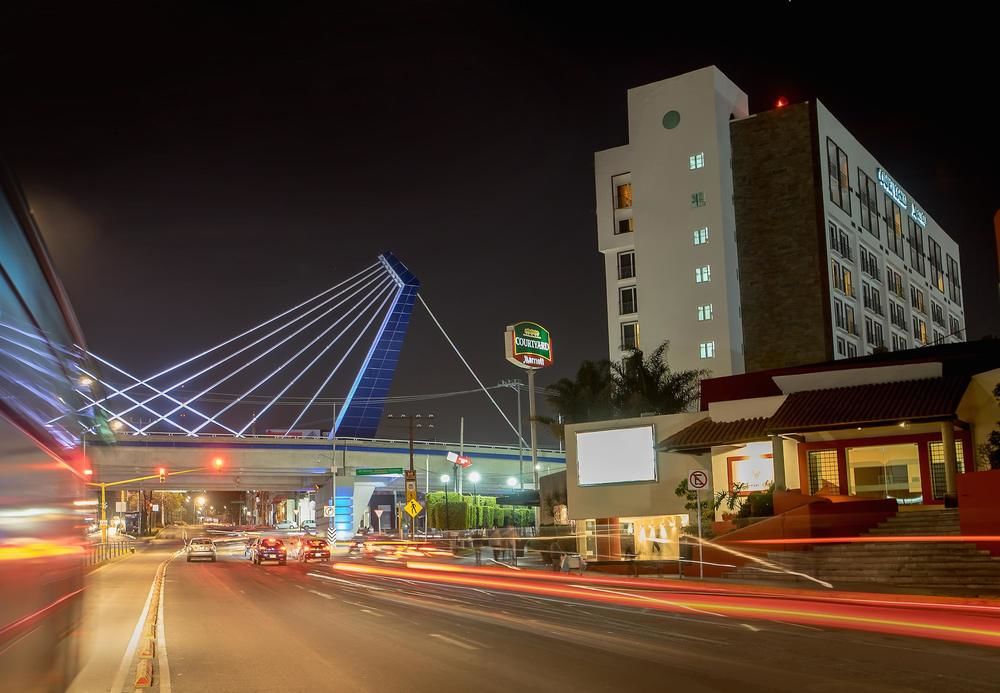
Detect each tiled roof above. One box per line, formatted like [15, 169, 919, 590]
[659, 417, 770, 451]
[766, 376, 970, 433]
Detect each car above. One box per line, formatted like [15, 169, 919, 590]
[299, 519, 317, 531]
[275, 521, 297, 530]
[297, 537, 330, 563]
[186, 537, 217, 562]
[245, 537, 260, 560]
[252, 537, 287, 565]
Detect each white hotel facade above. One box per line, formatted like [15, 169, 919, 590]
[596, 66, 966, 377]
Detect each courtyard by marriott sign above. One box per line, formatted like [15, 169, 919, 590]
[505, 322, 553, 369]
[877, 168, 927, 226]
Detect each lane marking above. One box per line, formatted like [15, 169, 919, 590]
[157, 568, 171, 693]
[741, 623, 761, 632]
[360, 608, 384, 617]
[429, 633, 479, 650]
[309, 590, 335, 600]
[109, 554, 175, 693]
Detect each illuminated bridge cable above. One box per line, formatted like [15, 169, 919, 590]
[284, 282, 400, 435]
[115, 264, 389, 429]
[187, 275, 395, 435]
[129, 269, 390, 434]
[58, 261, 382, 417]
[237, 281, 397, 436]
[417, 294, 524, 445]
[77, 365, 201, 435]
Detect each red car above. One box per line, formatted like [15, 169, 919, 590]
[297, 538, 331, 563]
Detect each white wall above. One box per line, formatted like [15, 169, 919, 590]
[958, 369, 1000, 468]
[595, 66, 748, 377]
[565, 413, 709, 520]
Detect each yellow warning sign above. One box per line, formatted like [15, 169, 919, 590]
[403, 499, 423, 518]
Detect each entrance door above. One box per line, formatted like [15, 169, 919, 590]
[846, 443, 921, 503]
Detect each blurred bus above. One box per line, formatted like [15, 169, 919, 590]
[0, 164, 106, 691]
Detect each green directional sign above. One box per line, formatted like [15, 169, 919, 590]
[355, 467, 404, 476]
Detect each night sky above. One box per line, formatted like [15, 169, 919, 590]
[2, 3, 997, 446]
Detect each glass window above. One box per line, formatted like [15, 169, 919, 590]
[618, 286, 637, 315]
[907, 218, 926, 276]
[912, 316, 927, 344]
[887, 268, 904, 299]
[693, 227, 709, 245]
[847, 342, 858, 357]
[617, 251, 635, 280]
[946, 255, 962, 305]
[616, 183, 632, 209]
[910, 286, 925, 313]
[949, 315, 962, 340]
[695, 265, 711, 283]
[621, 321, 639, 351]
[928, 237, 945, 293]
[931, 302, 945, 327]
[807, 450, 840, 495]
[699, 341, 716, 359]
[847, 443, 921, 502]
[929, 440, 966, 499]
[691, 192, 706, 208]
[616, 218, 634, 235]
[827, 138, 851, 215]
[858, 169, 879, 237]
[689, 152, 705, 170]
[885, 194, 904, 258]
[836, 336, 846, 356]
[697, 304, 713, 321]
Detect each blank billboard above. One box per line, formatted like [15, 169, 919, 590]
[576, 425, 656, 486]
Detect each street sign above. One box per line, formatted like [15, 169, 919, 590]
[405, 468, 417, 502]
[373, 509, 384, 519]
[115, 501, 127, 513]
[151, 504, 159, 512]
[505, 321, 553, 369]
[356, 467, 404, 476]
[688, 469, 709, 490]
[323, 505, 335, 518]
[403, 499, 423, 518]
[446, 452, 472, 468]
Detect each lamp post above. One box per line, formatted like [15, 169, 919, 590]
[468, 471, 481, 502]
[499, 379, 525, 489]
[440, 474, 451, 533]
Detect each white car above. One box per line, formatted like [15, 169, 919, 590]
[275, 521, 298, 530]
[299, 520, 316, 531]
[186, 537, 217, 562]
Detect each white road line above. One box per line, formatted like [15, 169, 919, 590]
[157, 569, 171, 693]
[429, 633, 479, 650]
[309, 590, 335, 600]
[308, 572, 385, 590]
[109, 563, 160, 693]
[360, 609, 384, 617]
[294, 584, 305, 590]
[740, 623, 761, 632]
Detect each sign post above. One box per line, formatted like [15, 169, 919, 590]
[373, 508, 384, 533]
[504, 322, 553, 490]
[687, 470, 709, 579]
[405, 469, 417, 539]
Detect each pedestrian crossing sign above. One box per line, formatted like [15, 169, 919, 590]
[403, 499, 423, 518]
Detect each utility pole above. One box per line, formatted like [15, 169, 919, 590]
[499, 379, 525, 490]
[388, 412, 433, 540]
[458, 416, 464, 494]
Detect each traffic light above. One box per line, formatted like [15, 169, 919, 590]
[213, 457, 224, 472]
[159, 467, 166, 483]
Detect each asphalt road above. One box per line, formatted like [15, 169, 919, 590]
[74, 535, 1000, 693]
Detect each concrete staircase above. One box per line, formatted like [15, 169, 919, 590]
[724, 509, 1000, 592]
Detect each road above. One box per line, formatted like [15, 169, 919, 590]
[73, 535, 1000, 693]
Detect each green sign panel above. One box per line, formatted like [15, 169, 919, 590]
[505, 321, 553, 369]
[355, 467, 404, 476]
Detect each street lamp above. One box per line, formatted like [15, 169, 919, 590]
[468, 471, 481, 500]
[506, 477, 517, 489]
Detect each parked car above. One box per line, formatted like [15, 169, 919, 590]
[275, 521, 297, 530]
[252, 537, 287, 565]
[299, 519, 317, 532]
[186, 537, 217, 562]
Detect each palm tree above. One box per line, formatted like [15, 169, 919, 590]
[544, 359, 614, 425]
[610, 341, 707, 417]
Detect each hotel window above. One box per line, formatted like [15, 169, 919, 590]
[835, 299, 856, 335]
[887, 268, 904, 299]
[699, 341, 716, 359]
[617, 251, 636, 280]
[829, 223, 852, 260]
[907, 218, 926, 276]
[949, 315, 962, 340]
[695, 265, 711, 283]
[832, 260, 853, 296]
[889, 301, 906, 331]
[860, 246, 880, 280]
[691, 192, 706, 208]
[885, 194, 904, 258]
[615, 183, 632, 209]
[933, 330, 945, 345]
[912, 316, 928, 345]
[618, 286, 637, 315]
[892, 333, 908, 352]
[910, 286, 925, 314]
[697, 304, 713, 321]
[864, 317, 884, 348]
[847, 342, 858, 357]
[693, 227, 709, 245]
[929, 237, 945, 293]
[836, 336, 846, 356]
[617, 218, 634, 235]
[827, 138, 851, 215]
[689, 152, 705, 170]
[929, 440, 966, 499]
[931, 302, 945, 328]
[621, 321, 639, 351]
[862, 282, 883, 316]
[858, 169, 880, 237]
[808, 450, 841, 495]
[947, 255, 962, 305]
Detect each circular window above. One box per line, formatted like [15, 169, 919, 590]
[662, 110, 681, 129]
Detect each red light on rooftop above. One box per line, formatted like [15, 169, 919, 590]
[83, 468, 93, 476]
[213, 457, 224, 469]
[776, 96, 789, 108]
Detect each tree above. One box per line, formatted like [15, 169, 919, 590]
[610, 342, 708, 418]
[544, 359, 614, 426]
[977, 383, 1000, 471]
